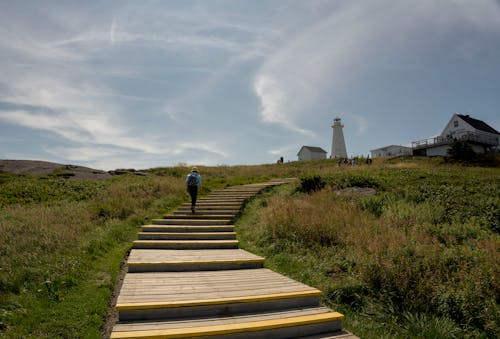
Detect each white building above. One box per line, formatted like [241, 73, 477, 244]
[370, 145, 412, 158]
[297, 146, 328, 161]
[331, 118, 347, 158]
[412, 114, 499, 156]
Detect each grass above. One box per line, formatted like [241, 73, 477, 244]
[235, 161, 499, 338]
[0, 156, 498, 337]
[0, 174, 189, 337]
[0, 165, 284, 337]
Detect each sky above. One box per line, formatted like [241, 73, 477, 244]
[1, 0, 500, 170]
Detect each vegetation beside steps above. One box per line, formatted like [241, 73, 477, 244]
[235, 165, 499, 338]
[0, 168, 288, 338]
[0, 157, 498, 337]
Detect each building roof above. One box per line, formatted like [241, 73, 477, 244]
[298, 146, 327, 154]
[458, 114, 499, 135]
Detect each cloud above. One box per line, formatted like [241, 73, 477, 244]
[252, 0, 500, 135]
[0, 109, 162, 154]
[0, 110, 86, 142]
[341, 112, 369, 137]
[174, 142, 228, 158]
[2, 1, 499, 168]
[43, 145, 121, 162]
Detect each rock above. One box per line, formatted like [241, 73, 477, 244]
[0, 160, 112, 181]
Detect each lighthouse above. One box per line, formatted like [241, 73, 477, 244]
[331, 117, 347, 158]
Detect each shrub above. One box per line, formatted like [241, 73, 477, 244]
[447, 140, 476, 162]
[238, 165, 500, 337]
[298, 174, 326, 193]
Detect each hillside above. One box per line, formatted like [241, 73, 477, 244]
[0, 159, 112, 180]
[0, 157, 498, 338]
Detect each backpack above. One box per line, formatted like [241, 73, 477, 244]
[187, 173, 198, 186]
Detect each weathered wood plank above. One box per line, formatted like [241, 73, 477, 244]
[141, 225, 235, 233]
[111, 312, 344, 338]
[128, 249, 264, 262]
[117, 269, 319, 305]
[112, 307, 332, 331]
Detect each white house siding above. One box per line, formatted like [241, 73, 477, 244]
[425, 145, 449, 157]
[311, 152, 327, 160]
[370, 145, 412, 158]
[297, 147, 327, 161]
[442, 114, 499, 145]
[470, 144, 488, 154]
[298, 148, 311, 161]
[442, 114, 475, 137]
[424, 144, 487, 156]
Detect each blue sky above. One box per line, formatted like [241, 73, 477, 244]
[1, 0, 499, 170]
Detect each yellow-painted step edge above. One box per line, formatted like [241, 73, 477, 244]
[116, 290, 321, 311]
[141, 225, 235, 228]
[127, 258, 265, 266]
[110, 312, 344, 339]
[137, 232, 237, 236]
[132, 240, 239, 245]
[151, 219, 233, 222]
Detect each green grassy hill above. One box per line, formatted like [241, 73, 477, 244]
[0, 157, 498, 338]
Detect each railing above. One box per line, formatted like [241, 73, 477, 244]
[412, 132, 498, 149]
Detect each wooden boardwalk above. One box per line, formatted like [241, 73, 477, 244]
[110, 180, 357, 338]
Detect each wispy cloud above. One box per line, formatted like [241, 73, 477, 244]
[43, 145, 122, 162]
[253, 0, 500, 135]
[1, 1, 499, 168]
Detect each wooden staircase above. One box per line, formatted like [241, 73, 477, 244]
[110, 180, 357, 338]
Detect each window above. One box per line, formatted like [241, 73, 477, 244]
[454, 120, 458, 127]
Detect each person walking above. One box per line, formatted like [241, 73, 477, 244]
[186, 167, 202, 213]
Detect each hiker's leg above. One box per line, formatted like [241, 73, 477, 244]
[191, 186, 198, 206]
[188, 186, 198, 212]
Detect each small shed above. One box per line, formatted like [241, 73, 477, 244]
[297, 146, 327, 161]
[370, 145, 412, 158]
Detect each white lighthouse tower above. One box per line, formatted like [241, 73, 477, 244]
[331, 117, 347, 158]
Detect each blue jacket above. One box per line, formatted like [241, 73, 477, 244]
[186, 172, 202, 187]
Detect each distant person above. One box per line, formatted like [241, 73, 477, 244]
[186, 167, 202, 213]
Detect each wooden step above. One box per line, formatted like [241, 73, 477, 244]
[174, 211, 238, 216]
[172, 214, 237, 219]
[195, 200, 247, 204]
[198, 197, 247, 201]
[211, 190, 262, 194]
[208, 193, 259, 197]
[181, 202, 242, 207]
[176, 207, 240, 212]
[142, 225, 235, 233]
[111, 308, 344, 338]
[212, 188, 261, 191]
[206, 195, 255, 199]
[162, 214, 236, 220]
[132, 240, 239, 250]
[137, 232, 237, 240]
[298, 330, 360, 338]
[152, 219, 232, 225]
[127, 249, 265, 272]
[116, 269, 321, 321]
[199, 195, 248, 198]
